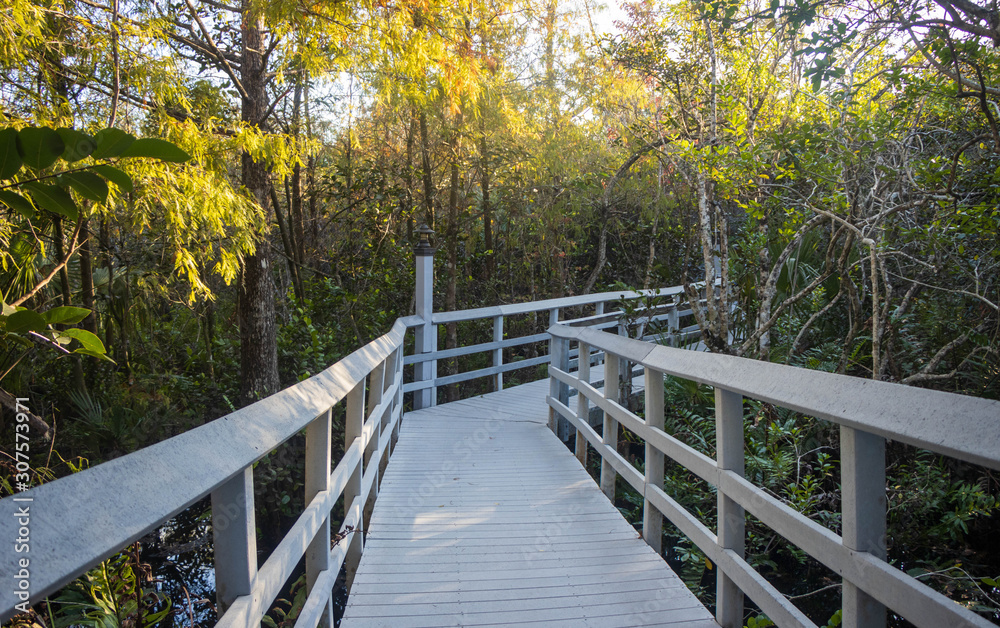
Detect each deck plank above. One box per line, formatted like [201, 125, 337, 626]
[341, 380, 718, 628]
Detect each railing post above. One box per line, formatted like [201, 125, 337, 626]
[716, 388, 745, 628]
[548, 328, 569, 438]
[344, 380, 366, 589]
[493, 315, 504, 392]
[363, 362, 385, 527]
[576, 341, 591, 465]
[413, 224, 436, 409]
[391, 346, 404, 450]
[380, 350, 399, 476]
[548, 309, 570, 439]
[304, 408, 333, 627]
[668, 295, 681, 347]
[593, 302, 606, 365]
[600, 353, 620, 500]
[212, 467, 257, 613]
[643, 368, 664, 554]
[841, 426, 887, 628]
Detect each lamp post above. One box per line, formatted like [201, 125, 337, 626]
[413, 224, 436, 409]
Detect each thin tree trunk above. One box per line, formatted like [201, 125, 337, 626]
[290, 65, 306, 268]
[479, 118, 493, 281]
[445, 120, 461, 402]
[53, 217, 87, 392]
[543, 0, 558, 126]
[238, 0, 279, 404]
[78, 220, 98, 336]
[304, 76, 318, 250]
[270, 185, 303, 300]
[100, 218, 115, 362]
[643, 215, 658, 290]
[204, 300, 216, 383]
[405, 113, 416, 241]
[419, 110, 436, 228]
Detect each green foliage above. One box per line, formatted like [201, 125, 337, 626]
[0, 124, 190, 221]
[261, 574, 308, 628]
[44, 546, 171, 628]
[1, 300, 111, 383]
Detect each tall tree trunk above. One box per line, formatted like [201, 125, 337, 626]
[419, 111, 436, 229]
[271, 186, 303, 300]
[100, 218, 115, 364]
[238, 1, 279, 404]
[290, 64, 306, 268]
[405, 113, 416, 241]
[78, 220, 98, 336]
[643, 215, 658, 290]
[756, 211, 771, 357]
[305, 77, 318, 250]
[479, 118, 493, 281]
[204, 300, 216, 384]
[543, 0, 558, 126]
[445, 121, 461, 402]
[53, 217, 87, 392]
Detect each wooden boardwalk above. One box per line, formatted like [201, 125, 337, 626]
[341, 378, 718, 628]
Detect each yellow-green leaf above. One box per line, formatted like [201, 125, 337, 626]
[121, 138, 191, 163]
[62, 328, 106, 353]
[6, 309, 46, 334]
[91, 165, 133, 192]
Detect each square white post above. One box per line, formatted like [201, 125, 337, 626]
[643, 368, 664, 553]
[212, 467, 257, 613]
[576, 341, 591, 465]
[548, 334, 569, 437]
[414, 226, 436, 409]
[841, 425, 887, 628]
[364, 362, 385, 526]
[304, 409, 333, 627]
[493, 315, 504, 392]
[716, 388, 745, 628]
[344, 380, 366, 589]
[600, 353, 620, 500]
[668, 295, 681, 347]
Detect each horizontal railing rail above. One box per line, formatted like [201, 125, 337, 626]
[546, 324, 1000, 628]
[1, 319, 412, 625]
[404, 285, 705, 404]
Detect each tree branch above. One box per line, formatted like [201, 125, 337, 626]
[12, 221, 84, 307]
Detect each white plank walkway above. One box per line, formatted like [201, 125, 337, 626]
[341, 377, 719, 628]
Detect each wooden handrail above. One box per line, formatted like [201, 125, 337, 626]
[409, 284, 702, 406]
[546, 322, 1000, 628]
[549, 324, 1000, 469]
[0, 319, 409, 623]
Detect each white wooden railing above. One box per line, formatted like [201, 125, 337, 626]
[404, 285, 701, 406]
[546, 324, 1000, 628]
[0, 285, 688, 625]
[0, 317, 417, 626]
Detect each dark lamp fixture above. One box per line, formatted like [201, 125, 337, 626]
[415, 223, 435, 253]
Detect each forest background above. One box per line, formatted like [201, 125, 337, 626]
[1, 0, 999, 625]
